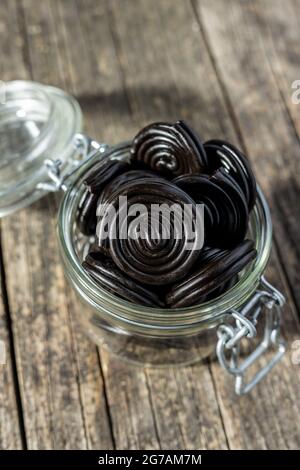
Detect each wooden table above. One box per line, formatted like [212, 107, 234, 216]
[1, 0, 300, 450]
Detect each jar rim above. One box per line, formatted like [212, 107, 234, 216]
[57, 142, 272, 331]
[0, 80, 82, 217]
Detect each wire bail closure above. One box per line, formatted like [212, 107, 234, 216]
[37, 134, 109, 192]
[39, 134, 285, 393]
[216, 276, 286, 395]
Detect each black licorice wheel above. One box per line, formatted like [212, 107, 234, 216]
[166, 240, 256, 308]
[83, 252, 164, 307]
[77, 160, 129, 235]
[204, 274, 238, 302]
[97, 177, 203, 285]
[84, 159, 129, 194]
[173, 174, 233, 246]
[210, 168, 249, 243]
[173, 170, 248, 248]
[77, 189, 99, 236]
[175, 120, 208, 168]
[96, 170, 167, 256]
[77, 120, 258, 309]
[194, 272, 238, 304]
[98, 169, 162, 206]
[185, 247, 238, 303]
[131, 121, 207, 177]
[204, 139, 256, 210]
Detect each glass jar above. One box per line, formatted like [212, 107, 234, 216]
[0, 80, 286, 395]
[57, 139, 286, 394]
[0, 80, 82, 216]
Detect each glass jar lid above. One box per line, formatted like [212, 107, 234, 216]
[0, 80, 82, 217]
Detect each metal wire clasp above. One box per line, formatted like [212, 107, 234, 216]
[216, 276, 286, 395]
[37, 134, 109, 192]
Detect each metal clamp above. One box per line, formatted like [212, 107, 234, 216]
[216, 276, 286, 395]
[37, 134, 109, 192]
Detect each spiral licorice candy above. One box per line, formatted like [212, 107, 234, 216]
[77, 120, 258, 308]
[173, 170, 248, 248]
[97, 178, 203, 285]
[204, 139, 256, 210]
[131, 121, 207, 177]
[83, 252, 164, 307]
[166, 240, 256, 308]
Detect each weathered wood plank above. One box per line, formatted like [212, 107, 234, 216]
[23, 0, 160, 449]
[256, 0, 300, 135]
[0, 0, 158, 450]
[0, 234, 23, 449]
[0, 0, 30, 450]
[63, 285, 114, 450]
[194, 0, 300, 311]
[2, 198, 83, 449]
[0, 0, 28, 81]
[109, 0, 300, 450]
[194, 0, 300, 448]
[108, 0, 236, 139]
[250, 0, 300, 311]
[0, 0, 115, 448]
[101, 0, 232, 449]
[145, 366, 228, 450]
[211, 253, 300, 449]
[22, 0, 134, 138]
[2, 0, 300, 450]
[12, 0, 229, 449]
[100, 350, 160, 450]
[202, 234, 300, 449]
[195, 0, 300, 210]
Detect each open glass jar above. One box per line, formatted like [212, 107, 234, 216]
[0, 80, 286, 395]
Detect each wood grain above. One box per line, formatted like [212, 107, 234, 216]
[1, 0, 300, 450]
[0, 233, 23, 449]
[211, 255, 300, 449]
[1, 196, 107, 449]
[252, 0, 300, 313]
[0, 0, 230, 449]
[145, 366, 228, 449]
[195, 0, 300, 448]
[1, 0, 115, 446]
[0, 0, 29, 450]
[0, 0, 28, 81]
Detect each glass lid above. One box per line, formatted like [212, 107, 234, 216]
[0, 80, 82, 217]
